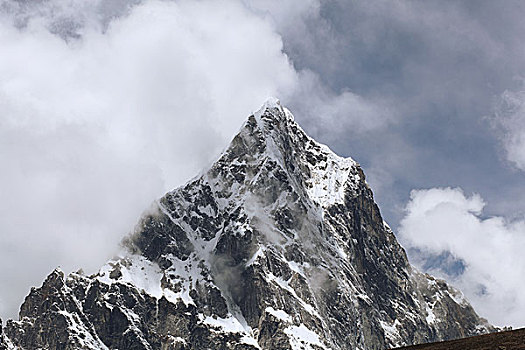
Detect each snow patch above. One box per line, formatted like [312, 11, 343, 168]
[305, 152, 354, 207]
[97, 254, 201, 306]
[241, 335, 262, 349]
[98, 255, 163, 298]
[254, 97, 281, 120]
[426, 302, 436, 324]
[203, 314, 247, 333]
[265, 307, 292, 323]
[284, 324, 326, 350]
[287, 260, 307, 277]
[379, 319, 403, 345]
[202, 314, 260, 348]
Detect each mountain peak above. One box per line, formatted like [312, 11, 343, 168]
[228, 99, 359, 208]
[1, 101, 494, 350]
[251, 97, 295, 130]
[253, 96, 283, 118]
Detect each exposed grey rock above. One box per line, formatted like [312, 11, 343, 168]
[0, 318, 7, 350]
[2, 99, 494, 349]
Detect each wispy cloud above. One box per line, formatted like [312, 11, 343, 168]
[491, 85, 525, 171]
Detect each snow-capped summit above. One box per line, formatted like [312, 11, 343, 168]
[1, 101, 493, 350]
[240, 98, 359, 209]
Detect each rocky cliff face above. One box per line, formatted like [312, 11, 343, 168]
[0, 99, 494, 350]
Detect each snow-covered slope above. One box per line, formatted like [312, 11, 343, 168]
[0, 100, 493, 350]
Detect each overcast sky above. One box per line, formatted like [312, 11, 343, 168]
[1, 0, 524, 327]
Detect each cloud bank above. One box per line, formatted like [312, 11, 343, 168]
[0, 0, 299, 318]
[399, 187, 525, 326]
[0, 0, 382, 319]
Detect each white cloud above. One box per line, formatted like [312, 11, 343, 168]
[0, 0, 299, 319]
[491, 87, 525, 171]
[0, 0, 393, 320]
[399, 187, 525, 327]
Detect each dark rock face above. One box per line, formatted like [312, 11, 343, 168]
[1, 100, 494, 349]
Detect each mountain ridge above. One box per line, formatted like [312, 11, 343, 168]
[0, 100, 494, 350]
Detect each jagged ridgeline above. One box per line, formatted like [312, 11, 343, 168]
[0, 99, 494, 350]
